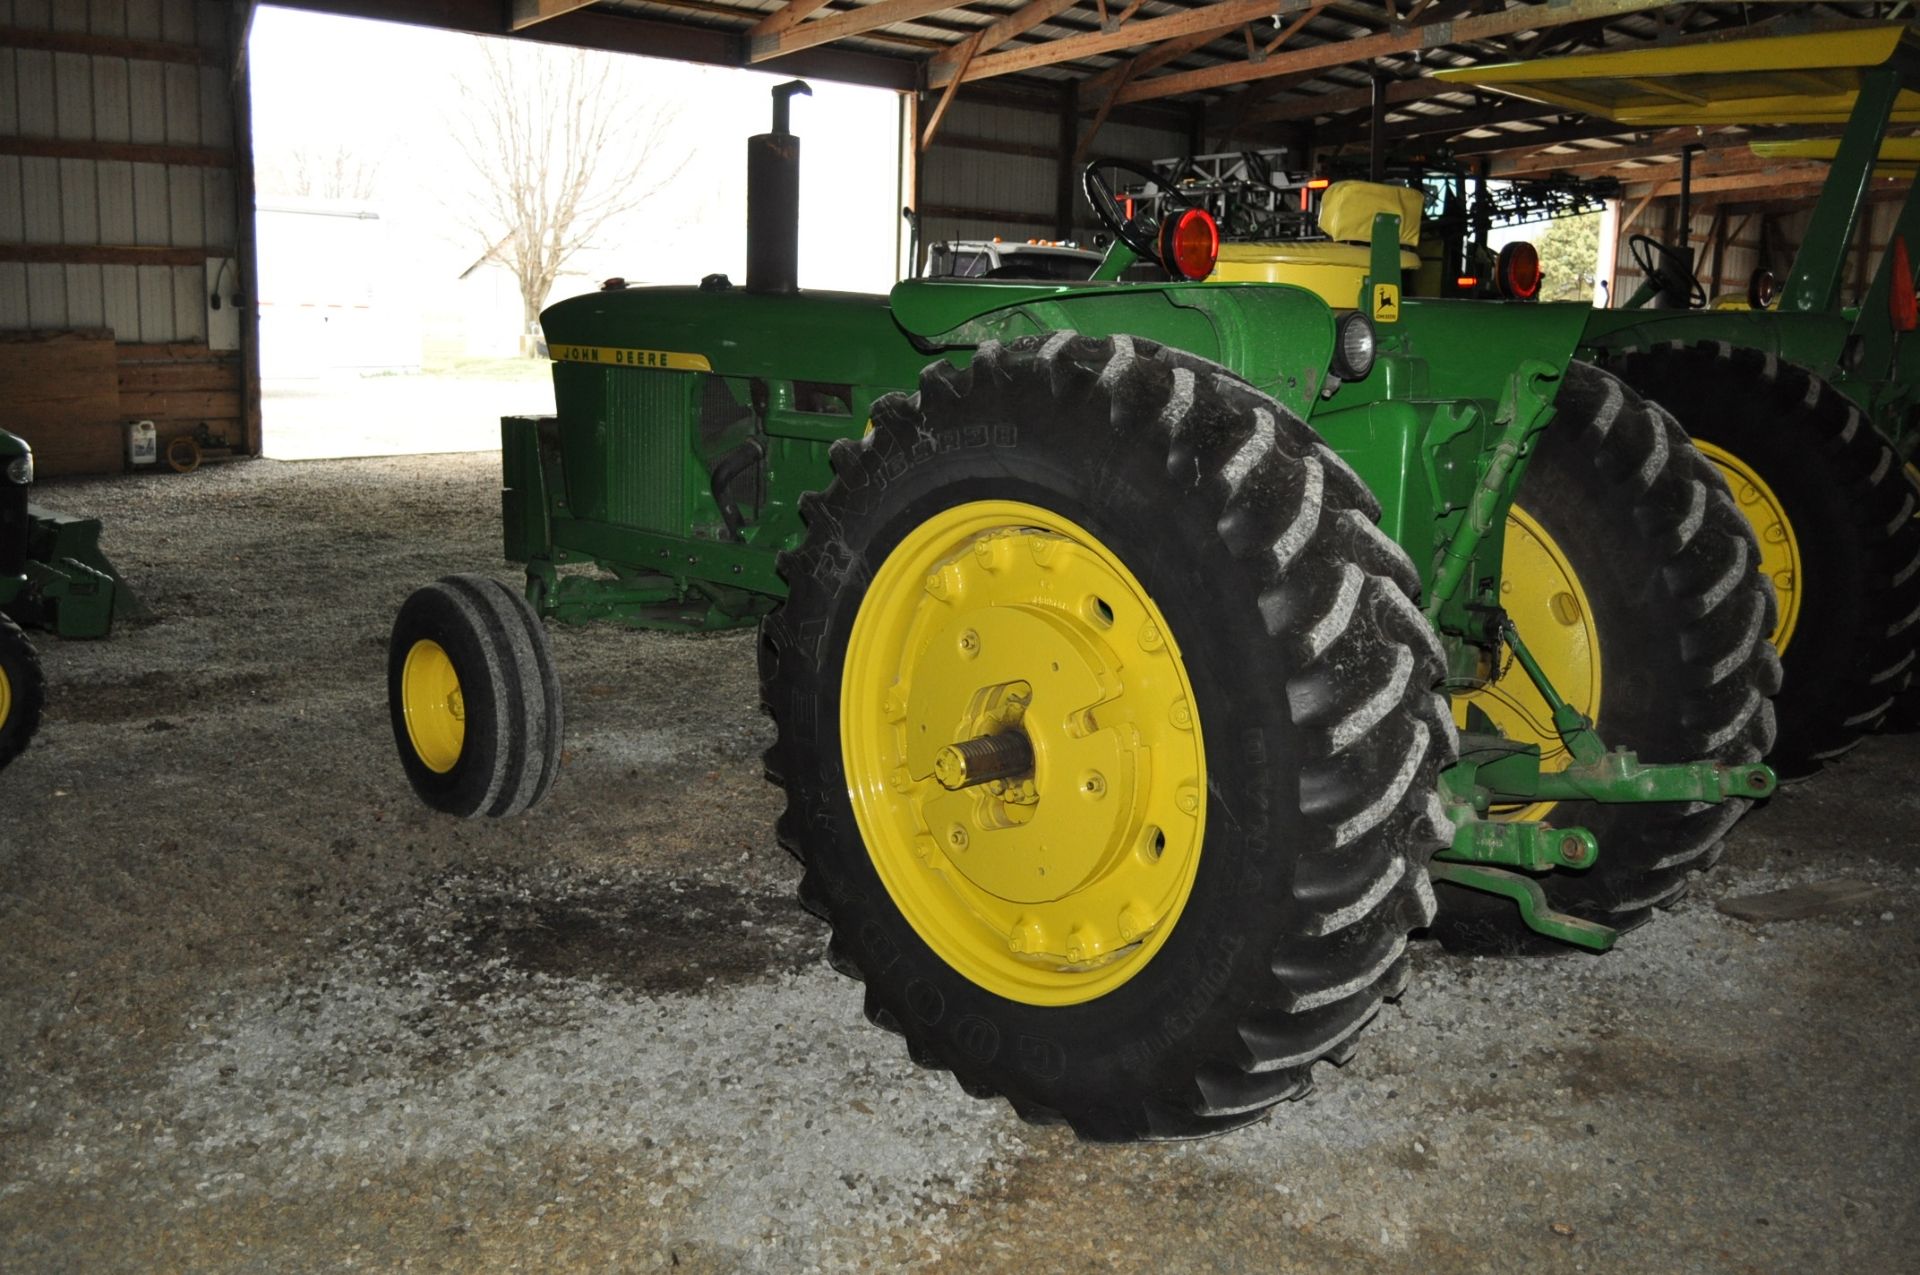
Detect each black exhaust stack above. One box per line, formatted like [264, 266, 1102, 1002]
[747, 80, 811, 295]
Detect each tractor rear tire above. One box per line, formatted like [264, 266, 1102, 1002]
[0, 614, 45, 771]
[1606, 342, 1920, 776]
[389, 575, 563, 818]
[1435, 362, 1779, 952]
[760, 332, 1455, 1140]
[1880, 462, 1920, 732]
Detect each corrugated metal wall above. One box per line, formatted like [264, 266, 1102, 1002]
[917, 92, 1188, 255]
[0, 0, 255, 473]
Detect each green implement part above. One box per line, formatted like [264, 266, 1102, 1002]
[8, 508, 146, 639]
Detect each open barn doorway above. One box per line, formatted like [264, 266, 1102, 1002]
[247, 5, 903, 460]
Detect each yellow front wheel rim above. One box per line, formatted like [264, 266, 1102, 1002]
[842, 500, 1206, 1007]
[1453, 505, 1602, 822]
[0, 657, 11, 731]
[401, 639, 466, 773]
[1694, 439, 1802, 652]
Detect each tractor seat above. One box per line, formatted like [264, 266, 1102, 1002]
[1210, 181, 1423, 296]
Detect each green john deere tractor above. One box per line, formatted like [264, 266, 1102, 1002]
[1, 428, 46, 769]
[1435, 25, 1920, 772]
[389, 81, 1779, 1140]
[0, 426, 144, 772]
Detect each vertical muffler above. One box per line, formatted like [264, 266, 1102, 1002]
[747, 80, 811, 295]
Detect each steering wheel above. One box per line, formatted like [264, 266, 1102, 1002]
[1629, 233, 1707, 309]
[1083, 157, 1198, 258]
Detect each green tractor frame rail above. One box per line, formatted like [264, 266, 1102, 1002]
[1436, 25, 1920, 768]
[389, 80, 1780, 1141]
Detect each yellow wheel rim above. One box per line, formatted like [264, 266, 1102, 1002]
[842, 500, 1206, 1007]
[0, 657, 11, 732]
[1694, 439, 1802, 652]
[401, 639, 466, 773]
[1452, 505, 1601, 822]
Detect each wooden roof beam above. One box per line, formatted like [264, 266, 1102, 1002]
[510, 0, 597, 29]
[1078, 27, 1220, 101]
[1620, 165, 1845, 200]
[751, 0, 960, 62]
[1086, 4, 1326, 112]
[1110, 0, 1672, 107]
[1492, 130, 1762, 177]
[930, 0, 1085, 74]
[745, 0, 837, 40]
[929, 0, 1306, 89]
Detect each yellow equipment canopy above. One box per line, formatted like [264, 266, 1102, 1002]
[1431, 25, 1920, 126]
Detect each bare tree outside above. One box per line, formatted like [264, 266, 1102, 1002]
[447, 40, 690, 344]
[257, 142, 383, 200]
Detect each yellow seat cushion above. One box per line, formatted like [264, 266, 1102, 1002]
[1317, 181, 1424, 245]
[1205, 182, 1423, 307]
[1210, 241, 1421, 307]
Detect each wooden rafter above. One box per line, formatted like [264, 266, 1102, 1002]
[1620, 165, 1838, 200]
[930, 0, 1085, 72]
[1074, 58, 1140, 162]
[929, 0, 1301, 90]
[751, 0, 962, 62]
[1078, 27, 1218, 99]
[509, 0, 596, 29]
[746, 0, 837, 39]
[923, 31, 985, 151]
[1491, 123, 1870, 178]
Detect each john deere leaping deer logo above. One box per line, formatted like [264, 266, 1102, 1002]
[1372, 283, 1401, 323]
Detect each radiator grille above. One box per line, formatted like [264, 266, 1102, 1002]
[554, 364, 694, 535]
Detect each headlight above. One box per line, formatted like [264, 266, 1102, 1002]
[5, 452, 30, 485]
[1330, 311, 1376, 383]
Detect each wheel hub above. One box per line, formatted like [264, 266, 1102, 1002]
[1455, 504, 1601, 821]
[400, 638, 466, 774]
[1693, 439, 1802, 652]
[843, 501, 1206, 1006]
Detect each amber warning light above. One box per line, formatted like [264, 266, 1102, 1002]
[1890, 237, 1917, 332]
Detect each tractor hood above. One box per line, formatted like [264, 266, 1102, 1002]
[541, 286, 932, 388]
[890, 278, 1193, 340]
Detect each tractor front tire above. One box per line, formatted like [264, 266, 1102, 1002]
[388, 575, 563, 818]
[1607, 342, 1920, 776]
[0, 615, 45, 771]
[760, 332, 1455, 1140]
[1439, 362, 1780, 951]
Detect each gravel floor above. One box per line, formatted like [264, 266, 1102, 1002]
[3, 453, 1916, 1273]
